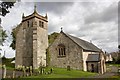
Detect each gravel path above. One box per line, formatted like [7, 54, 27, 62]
[90, 65, 119, 78]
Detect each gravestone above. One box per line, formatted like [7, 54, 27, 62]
[67, 66, 70, 71]
[50, 68, 53, 73]
[22, 66, 26, 77]
[3, 65, 6, 78]
[12, 70, 15, 78]
[30, 66, 33, 76]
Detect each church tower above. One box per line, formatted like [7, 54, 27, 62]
[15, 4, 48, 69]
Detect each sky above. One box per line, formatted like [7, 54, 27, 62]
[0, 0, 119, 58]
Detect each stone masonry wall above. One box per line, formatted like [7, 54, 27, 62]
[49, 32, 83, 70]
[22, 20, 33, 67]
[15, 24, 24, 68]
[33, 17, 48, 69]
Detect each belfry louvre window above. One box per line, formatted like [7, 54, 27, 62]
[27, 21, 29, 27]
[39, 21, 44, 28]
[42, 22, 44, 28]
[58, 44, 66, 57]
[39, 21, 41, 27]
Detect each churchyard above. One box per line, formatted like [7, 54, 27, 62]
[1, 57, 120, 79]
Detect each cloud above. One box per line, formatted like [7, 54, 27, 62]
[36, 2, 74, 15]
[84, 2, 118, 24]
[0, 2, 118, 58]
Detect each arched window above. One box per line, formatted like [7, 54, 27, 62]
[58, 44, 66, 57]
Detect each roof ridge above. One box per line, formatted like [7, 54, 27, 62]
[66, 33, 91, 43]
[63, 32, 101, 52]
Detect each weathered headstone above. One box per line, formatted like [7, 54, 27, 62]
[30, 66, 33, 76]
[3, 65, 6, 78]
[43, 68, 45, 74]
[118, 68, 120, 73]
[23, 66, 26, 77]
[37, 69, 40, 74]
[48, 71, 50, 74]
[40, 67, 42, 74]
[12, 70, 15, 78]
[50, 68, 53, 73]
[26, 67, 29, 76]
[67, 66, 70, 71]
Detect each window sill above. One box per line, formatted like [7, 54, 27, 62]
[57, 56, 66, 58]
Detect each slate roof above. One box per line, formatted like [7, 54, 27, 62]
[64, 32, 101, 52]
[86, 54, 100, 62]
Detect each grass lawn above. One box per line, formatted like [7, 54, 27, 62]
[111, 76, 120, 78]
[26, 67, 97, 78]
[106, 63, 120, 67]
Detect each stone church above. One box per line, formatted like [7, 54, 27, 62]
[49, 30, 106, 74]
[15, 5, 106, 74]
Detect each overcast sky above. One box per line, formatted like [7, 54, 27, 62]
[0, 1, 119, 58]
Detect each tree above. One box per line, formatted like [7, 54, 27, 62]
[10, 31, 16, 49]
[117, 45, 120, 64]
[0, 0, 20, 24]
[0, 1, 15, 16]
[0, 0, 19, 16]
[0, 2, 15, 16]
[118, 45, 120, 51]
[0, 28, 7, 58]
[48, 32, 59, 45]
[0, 28, 7, 45]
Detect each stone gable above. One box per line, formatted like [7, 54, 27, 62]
[49, 32, 83, 70]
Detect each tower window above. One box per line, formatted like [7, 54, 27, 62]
[58, 44, 66, 57]
[42, 22, 44, 28]
[27, 21, 29, 27]
[39, 21, 42, 27]
[39, 21, 44, 28]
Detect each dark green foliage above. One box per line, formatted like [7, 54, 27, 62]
[0, 1, 16, 16]
[112, 53, 120, 64]
[11, 57, 15, 61]
[0, 0, 19, 25]
[48, 32, 59, 45]
[46, 32, 59, 67]
[10, 31, 16, 49]
[0, 30, 7, 45]
[10, 25, 20, 50]
[2, 57, 15, 69]
[2, 30, 7, 42]
[117, 45, 120, 64]
[112, 57, 116, 64]
[115, 58, 120, 64]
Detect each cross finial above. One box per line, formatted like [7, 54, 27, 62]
[90, 40, 92, 43]
[60, 27, 63, 33]
[45, 13, 48, 19]
[34, 2, 37, 13]
[22, 13, 24, 18]
[61, 27, 62, 30]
